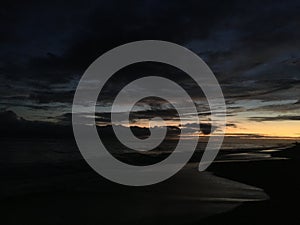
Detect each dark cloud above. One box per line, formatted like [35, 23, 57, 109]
[0, 110, 193, 141]
[0, 0, 238, 83]
[181, 123, 215, 135]
[226, 123, 237, 128]
[0, 110, 72, 138]
[29, 90, 75, 104]
[250, 115, 300, 122]
[1, 0, 299, 132]
[51, 109, 217, 135]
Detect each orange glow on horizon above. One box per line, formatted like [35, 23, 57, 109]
[225, 120, 300, 138]
[96, 120, 300, 139]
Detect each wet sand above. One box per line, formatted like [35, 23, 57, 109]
[0, 138, 298, 224]
[0, 161, 269, 225]
[203, 143, 300, 224]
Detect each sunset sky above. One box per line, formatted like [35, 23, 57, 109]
[1, 0, 299, 139]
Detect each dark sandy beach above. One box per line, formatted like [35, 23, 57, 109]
[204, 143, 300, 225]
[0, 138, 299, 225]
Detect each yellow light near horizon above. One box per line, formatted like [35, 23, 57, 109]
[98, 118, 300, 139]
[226, 120, 300, 138]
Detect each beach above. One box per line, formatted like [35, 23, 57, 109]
[204, 142, 300, 224]
[0, 138, 299, 225]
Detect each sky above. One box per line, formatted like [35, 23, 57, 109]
[0, 0, 300, 138]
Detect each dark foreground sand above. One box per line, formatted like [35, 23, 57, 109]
[0, 163, 268, 225]
[0, 138, 299, 225]
[203, 143, 300, 225]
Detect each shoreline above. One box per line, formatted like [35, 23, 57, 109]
[0, 139, 299, 224]
[203, 143, 300, 224]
